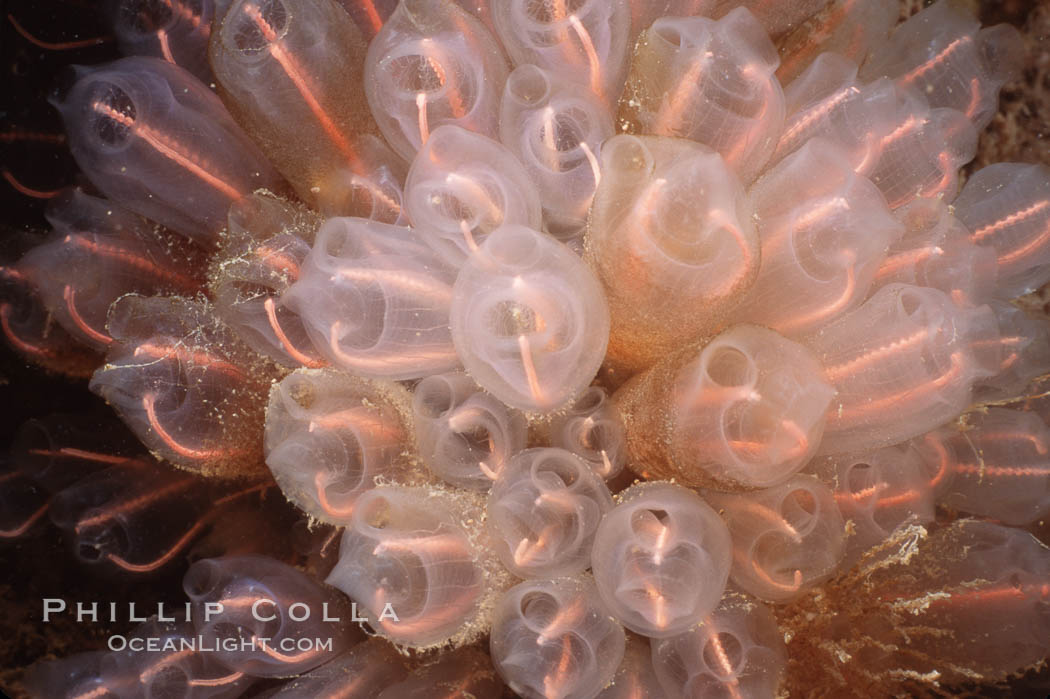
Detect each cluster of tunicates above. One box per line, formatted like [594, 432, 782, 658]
[4, 0, 1049, 697]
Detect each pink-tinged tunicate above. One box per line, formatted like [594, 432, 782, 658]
[264, 368, 416, 525]
[88, 295, 278, 477]
[500, 64, 613, 238]
[772, 54, 900, 175]
[325, 486, 491, 648]
[183, 554, 360, 676]
[974, 301, 1050, 401]
[650, 592, 787, 699]
[48, 458, 215, 573]
[211, 0, 408, 219]
[450, 224, 609, 412]
[100, 619, 253, 698]
[707, 475, 845, 602]
[586, 135, 759, 372]
[549, 386, 628, 481]
[18, 190, 205, 352]
[919, 408, 1050, 526]
[809, 443, 939, 567]
[487, 448, 613, 578]
[0, 261, 101, 377]
[109, 0, 218, 81]
[489, 576, 626, 699]
[210, 192, 326, 368]
[861, 89, 977, 210]
[52, 56, 282, 246]
[775, 0, 898, 83]
[412, 370, 527, 489]
[281, 217, 460, 380]
[842, 520, 1050, 684]
[364, 0, 509, 161]
[619, 9, 785, 183]
[860, 0, 1023, 130]
[952, 162, 1050, 298]
[614, 325, 834, 490]
[871, 197, 997, 307]
[591, 482, 732, 638]
[10, 413, 142, 492]
[733, 138, 903, 337]
[405, 124, 542, 266]
[492, 0, 631, 105]
[807, 283, 1001, 455]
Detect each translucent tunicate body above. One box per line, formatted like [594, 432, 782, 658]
[23, 652, 111, 699]
[404, 125, 542, 266]
[733, 139, 903, 337]
[772, 54, 900, 175]
[492, 0, 631, 104]
[110, 0, 218, 81]
[489, 576, 626, 699]
[99, 619, 252, 698]
[210, 0, 407, 218]
[809, 443, 939, 566]
[975, 301, 1050, 401]
[0, 261, 101, 377]
[860, 0, 1023, 130]
[619, 10, 785, 183]
[210, 192, 326, 368]
[325, 486, 488, 647]
[48, 458, 214, 573]
[586, 135, 759, 373]
[650, 593, 787, 699]
[807, 283, 1002, 455]
[614, 325, 834, 490]
[861, 89, 977, 210]
[88, 295, 277, 478]
[412, 371, 526, 489]
[591, 482, 732, 638]
[549, 386, 628, 480]
[18, 190, 205, 351]
[184, 554, 358, 676]
[264, 368, 415, 524]
[500, 64, 614, 238]
[952, 162, 1050, 298]
[707, 475, 845, 602]
[487, 448, 613, 578]
[871, 197, 997, 307]
[10, 412, 141, 492]
[920, 408, 1050, 526]
[0, 464, 50, 542]
[282, 217, 460, 380]
[450, 225, 609, 412]
[53, 56, 282, 246]
[364, 0, 509, 161]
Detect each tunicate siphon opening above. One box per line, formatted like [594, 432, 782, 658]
[226, 0, 290, 54]
[705, 346, 753, 388]
[507, 65, 551, 105]
[702, 632, 744, 678]
[780, 487, 818, 533]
